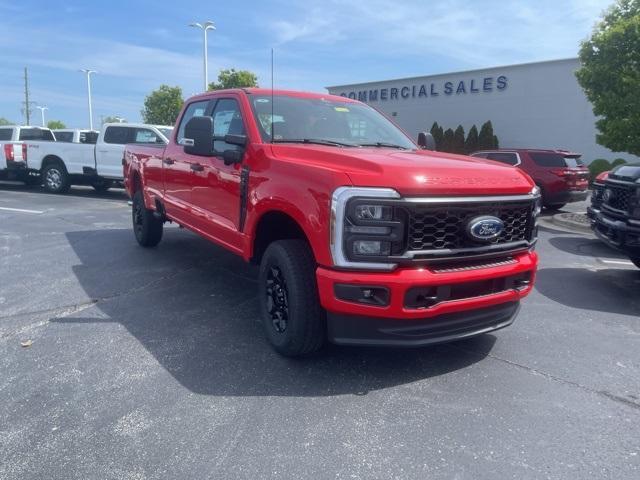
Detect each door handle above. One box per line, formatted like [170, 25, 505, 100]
[163, 158, 175, 165]
[190, 163, 204, 172]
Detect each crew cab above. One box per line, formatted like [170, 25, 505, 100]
[471, 149, 589, 210]
[588, 165, 640, 269]
[53, 129, 99, 144]
[0, 123, 172, 193]
[124, 89, 540, 356]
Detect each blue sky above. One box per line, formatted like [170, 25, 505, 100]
[0, 0, 612, 128]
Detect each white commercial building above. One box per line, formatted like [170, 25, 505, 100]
[327, 58, 638, 164]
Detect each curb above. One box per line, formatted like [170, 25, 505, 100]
[550, 213, 593, 234]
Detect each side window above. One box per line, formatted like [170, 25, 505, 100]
[212, 98, 245, 152]
[470, 152, 489, 159]
[80, 131, 99, 144]
[133, 128, 162, 144]
[487, 152, 519, 166]
[177, 100, 209, 144]
[0, 128, 13, 141]
[103, 126, 130, 144]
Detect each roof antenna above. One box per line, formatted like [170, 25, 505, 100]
[270, 47, 274, 143]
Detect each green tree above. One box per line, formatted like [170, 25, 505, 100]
[588, 158, 612, 182]
[208, 68, 258, 90]
[493, 135, 499, 149]
[453, 125, 466, 153]
[0, 117, 13, 126]
[464, 125, 479, 153]
[612, 157, 627, 167]
[478, 121, 496, 150]
[441, 128, 455, 153]
[430, 121, 444, 150]
[576, 0, 640, 156]
[141, 85, 184, 125]
[47, 120, 66, 129]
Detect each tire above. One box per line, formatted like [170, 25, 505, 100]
[544, 203, 566, 211]
[132, 190, 163, 247]
[258, 239, 325, 357]
[630, 257, 640, 269]
[42, 163, 70, 194]
[92, 178, 113, 193]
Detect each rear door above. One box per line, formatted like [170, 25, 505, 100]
[97, 126, 130, 178]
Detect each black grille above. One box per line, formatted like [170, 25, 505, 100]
[403, 201, 534, 251]
[602, 182, 633, 213]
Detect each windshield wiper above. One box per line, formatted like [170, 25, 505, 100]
[357, 142, 410, 150]
[272, 138, 356, 147]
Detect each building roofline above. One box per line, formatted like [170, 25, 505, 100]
[326, 57, 579, 90]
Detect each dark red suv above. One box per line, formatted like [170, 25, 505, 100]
[471, 149, 589, 209]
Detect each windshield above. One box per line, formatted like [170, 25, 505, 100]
[158, 128, 173, 139]
[249, 95, 415, 149]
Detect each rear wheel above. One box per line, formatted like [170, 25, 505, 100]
[92, 178, 113, 193]
[132, 190, 163, 247]
[630, 257, 640, 269]
[42, 163, 70, 194]
[259, 239, 325, 357]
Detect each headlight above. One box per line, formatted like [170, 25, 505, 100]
[531, 185, 542, 217]
[330, 187, 401, 270]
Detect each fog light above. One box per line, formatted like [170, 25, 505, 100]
[334, 284, 390, 306]
[353, 240, 391, 256]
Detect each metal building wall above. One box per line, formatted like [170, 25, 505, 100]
[327, 58, 638, 164]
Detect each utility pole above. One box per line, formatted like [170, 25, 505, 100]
[35, 106, 48, 127]
[23, 67, 31, 125]
[79, 69, 97, 130]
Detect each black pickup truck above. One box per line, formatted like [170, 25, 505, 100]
[588, 164, 640, 268]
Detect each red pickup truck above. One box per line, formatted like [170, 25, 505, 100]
[124, 88, 540, 356]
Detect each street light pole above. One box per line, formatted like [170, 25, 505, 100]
[35, 106, 48, 127]
[79, 69, 97, 130]
[189, 21, 215, 92]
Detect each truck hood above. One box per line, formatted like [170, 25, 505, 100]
[609, 164, 640, 183]
[270, 145, 534, 196]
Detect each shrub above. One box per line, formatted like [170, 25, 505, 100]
[611, 158, 627, 167]
[588, 158, 612, 183]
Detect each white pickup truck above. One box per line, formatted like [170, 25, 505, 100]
[0, 123, 173, 193]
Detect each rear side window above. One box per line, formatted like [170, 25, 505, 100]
[133, 128, 164, 144]
[103, 126, 130, 144]
[177, 100, 210, 144]
[529, 153, 566, 167]
[470, 152, 488, 159]
[564, 157, 584, 168]
[486, 152, 519, 166]
[19, 128, 55, 141]
[0, 128, 12, 141]
[54, 131, 74, 142]
[80, 131, 98, 144]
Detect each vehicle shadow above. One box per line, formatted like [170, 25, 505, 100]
[0, 181, 128, 201]
[535, 267, 640, 317]
[51, 228, 496, 397]
[548, 236, 628, 259]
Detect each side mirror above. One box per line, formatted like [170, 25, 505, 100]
[222, 149, 243, 166]
[183, 116, 214, 156]
[417, 132, 436, 151]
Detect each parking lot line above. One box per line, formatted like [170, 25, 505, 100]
[0, 206, 44, 214]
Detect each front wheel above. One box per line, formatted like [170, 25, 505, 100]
[132, 190, 163, 247]
[42, 163, 70, 194]
[258, 239, 325, 357]
[630, 257, 640, 269]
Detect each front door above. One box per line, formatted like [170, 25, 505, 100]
[190, 97, 247, 253]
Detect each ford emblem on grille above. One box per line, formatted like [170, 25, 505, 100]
[603, 189, 614, 203]
[467, 216, 504, 242]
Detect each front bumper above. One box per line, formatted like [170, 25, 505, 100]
[591, 211, 640, 257]
[316, 250, 537, 346]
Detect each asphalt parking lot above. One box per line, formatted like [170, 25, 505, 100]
[1, 183, 639, 480]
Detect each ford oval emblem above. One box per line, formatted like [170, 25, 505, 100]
[467, 216, 504, 242]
